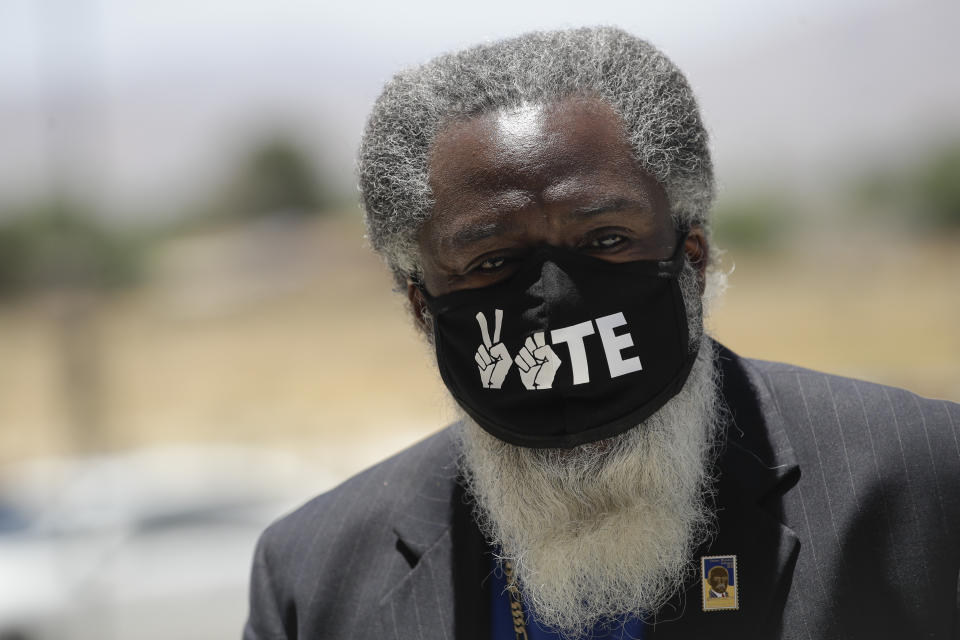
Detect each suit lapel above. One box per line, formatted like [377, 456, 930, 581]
[376, 528, 458, 640]
[376, 431, 474, 640]
[650, 346, 802, 638]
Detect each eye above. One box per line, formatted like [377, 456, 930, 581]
[464, 250, 525, 280]
[477, 256, 507, 272]
[589, 234, 625, 249]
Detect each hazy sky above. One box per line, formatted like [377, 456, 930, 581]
[1, 0, 957, 219]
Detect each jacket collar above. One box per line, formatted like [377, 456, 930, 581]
[378, 343, 802, 639]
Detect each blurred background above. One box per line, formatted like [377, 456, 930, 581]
[0, 0, 958, 637]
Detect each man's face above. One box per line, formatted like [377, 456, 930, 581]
[710, 573, 728, 593]
[408, 96, 707, 308]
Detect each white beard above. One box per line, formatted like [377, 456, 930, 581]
[455, 339, 723, 637]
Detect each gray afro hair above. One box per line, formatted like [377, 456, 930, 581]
[358, 26, 715, 285]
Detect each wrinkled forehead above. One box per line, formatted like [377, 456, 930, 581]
[427, 97, 643, 196]
[424, 96, 669, 232]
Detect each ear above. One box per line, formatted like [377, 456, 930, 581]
[406, 279, 431, 335]
[683, 225, 709, 295]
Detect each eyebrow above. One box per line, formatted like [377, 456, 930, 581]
[446, 197, 653, 250]
[569, 197, 652, 217]
[449, 221, 509, 250]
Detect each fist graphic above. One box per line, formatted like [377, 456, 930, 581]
[514, 332, 561, 390]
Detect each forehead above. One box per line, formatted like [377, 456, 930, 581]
[427, 97, 644, 201]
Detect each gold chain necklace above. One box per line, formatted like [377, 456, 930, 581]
[503, 560, 530, 640]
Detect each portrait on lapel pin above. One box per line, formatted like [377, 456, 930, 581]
[702, 555, 738, 611]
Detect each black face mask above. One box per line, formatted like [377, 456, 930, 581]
[419, 230, 698, 449]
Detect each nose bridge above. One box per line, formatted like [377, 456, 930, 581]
[526, 258, 571, 297]
[540, 259, 571, 297]
[522, 257, 583, 324]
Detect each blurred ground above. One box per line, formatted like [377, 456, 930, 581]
[1, 214, 957, 473]
[710, 232, 960, 401]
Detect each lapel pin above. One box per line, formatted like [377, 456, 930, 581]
[701, 555, 739, 612]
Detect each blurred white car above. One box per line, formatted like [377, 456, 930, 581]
[0, 446, 333, 640]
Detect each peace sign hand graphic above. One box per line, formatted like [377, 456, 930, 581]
[514, 332, 561, 390]
[475, 310, 512, 389]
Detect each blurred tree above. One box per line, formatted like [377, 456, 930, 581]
[220, 135, 330, 219]
[711, 194, 796, 250]
[912, 144, 960, 229]
[0, 201, 143, 298]
[0, 200, 143, 452]
[853, 141, 960, 232]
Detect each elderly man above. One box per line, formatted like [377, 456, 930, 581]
[244, 27, 959, 639]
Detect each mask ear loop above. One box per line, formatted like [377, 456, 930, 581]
[657, 225, 691, 278]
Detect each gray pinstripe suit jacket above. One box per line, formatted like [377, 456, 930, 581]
[244, 345, 960, 639]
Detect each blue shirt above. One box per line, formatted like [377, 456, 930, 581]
[489, 558, 647, 640]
